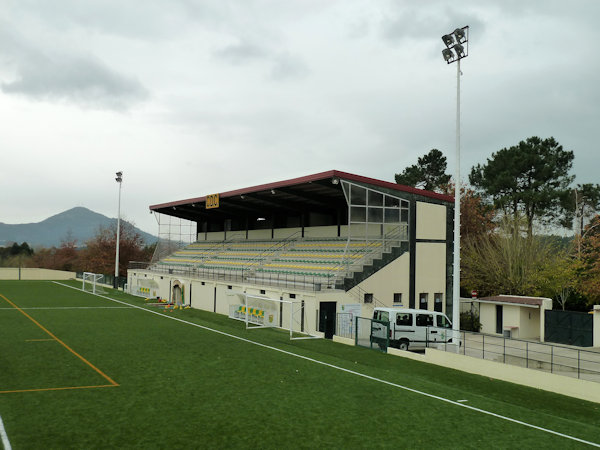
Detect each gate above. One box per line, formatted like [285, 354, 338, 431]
[355, 316, 389, 352]
[545, 310, 593, 347]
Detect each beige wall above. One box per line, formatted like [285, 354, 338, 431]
[353, 252, 410, 308]
[519, 307, 541, 339]
[332, 335, 599, 403]
[128, 268, 371, 336]
[273, 227, 302, 239]
[503, 305, 520, 335]
[205, 231, 226, 241]
[247, 229, 272, 240]
[389, 347, 600, 403]
[348, 223, 383, 239]
[304, 225, 340, 238]
[416, 202, 446, 240]
[479, 303, 496, 334]
[414, 242, 447, 311]
[0, 268, 76, 280]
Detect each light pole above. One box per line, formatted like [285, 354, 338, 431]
[441, 26, 469, 334]
[114, 171, 123, 289]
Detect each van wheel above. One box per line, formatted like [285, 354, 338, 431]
[399, 340, 409, 351]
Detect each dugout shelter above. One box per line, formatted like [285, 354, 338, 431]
[128, 170, 455, 339]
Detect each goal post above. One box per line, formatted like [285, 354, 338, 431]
[228, 293, 321, 340]
[82, 272, 107, 295]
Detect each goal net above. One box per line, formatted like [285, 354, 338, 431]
[228, 293, 320, 340]
[82, 272, 107, 295]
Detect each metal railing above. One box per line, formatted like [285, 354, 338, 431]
[128, 262, 335, 292]
[333, 318, 600, 383]
[438, 331, 600, 383]
[336, 224, 408, 280]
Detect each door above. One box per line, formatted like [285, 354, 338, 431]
[173, 285, 182, 306]
[415, 313, 433, 344]
[319, 302, 336, 339]
[496, 305, 503, 334]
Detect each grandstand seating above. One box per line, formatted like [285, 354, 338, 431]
[153, 235, 394, 290]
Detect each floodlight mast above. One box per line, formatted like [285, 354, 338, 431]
[441, 25, 469, 337]
[114, 171, 123, 289]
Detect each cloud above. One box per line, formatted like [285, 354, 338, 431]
[213, 41, 270, 65]
[376, 2, 486, 47]
[0, 25, 148, 110]
[213, 39, 309, 81]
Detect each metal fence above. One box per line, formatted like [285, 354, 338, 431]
[128, 263, 335, 292]
[440, 331, 600, 383]
[334, 314, 600, 383]
[354, 316, 388, 351]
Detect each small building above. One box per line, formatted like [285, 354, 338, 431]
[474, 295, 553, 341]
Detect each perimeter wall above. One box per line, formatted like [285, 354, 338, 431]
[0, 268, 76, 280]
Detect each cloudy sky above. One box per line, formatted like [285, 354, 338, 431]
[1, 0, 598, 236]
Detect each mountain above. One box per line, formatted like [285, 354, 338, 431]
[0, 207, 157, 248]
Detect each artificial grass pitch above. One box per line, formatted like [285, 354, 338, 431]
[0, 280, 598, 449]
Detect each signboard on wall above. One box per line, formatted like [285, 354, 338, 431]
[339, 303, 362, 337]
[206, 194, 220, 209]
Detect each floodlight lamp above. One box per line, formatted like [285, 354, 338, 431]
[442, 48, 454, 62]
[271, 189, 276, 195]
[453, 43, 465, 58]
[441, 34, 455, 48]
[453, 27, 467, 43]
[116, 171, 123, 177]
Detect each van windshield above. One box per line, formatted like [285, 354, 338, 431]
[437, 315, 452, 328]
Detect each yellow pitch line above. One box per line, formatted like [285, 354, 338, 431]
[0, 293, 119, 388]
[0, 384, 118, 395]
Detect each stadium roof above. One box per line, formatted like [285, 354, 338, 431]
[149, 170, 454, 222]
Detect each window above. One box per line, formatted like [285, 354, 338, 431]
[416, 314, 434, 327]
[436, 315, 451, 328]
[419, 293, 429, 310]
[393, 293, 402, 305]
[260, 289, 266, 295]
[372, 310, 389, 322]
[396, 313, 412, 326]
[289, 293, 296, 299]
[364, 293, 373, 304]
[434, 293, 443, 312]
[227, 285, 232, 290]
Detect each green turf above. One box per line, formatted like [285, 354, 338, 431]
[0, 280, 599, 449]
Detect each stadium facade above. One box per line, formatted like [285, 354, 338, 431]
[127, 170, 455, 338]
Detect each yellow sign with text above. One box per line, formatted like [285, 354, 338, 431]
[206, 194, 220, 209]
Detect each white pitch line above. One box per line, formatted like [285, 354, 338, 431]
[54, 281, 600, 448]
[0, 414, 12, 450]
[0, 306, 132, 310]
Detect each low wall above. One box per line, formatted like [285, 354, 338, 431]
[333, 334, 599, 403]
[388, 347, 600, 404]
[0, 268, 76, 281]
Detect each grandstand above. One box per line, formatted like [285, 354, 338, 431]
[127, 170, 454, 338]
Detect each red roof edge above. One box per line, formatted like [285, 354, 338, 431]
[149, 169, 454, 210]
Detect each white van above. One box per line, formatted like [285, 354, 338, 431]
[370, 307, 456, 351]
